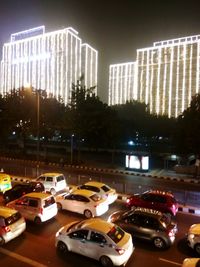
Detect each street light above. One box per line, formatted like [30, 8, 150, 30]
[70, 134, 74, 165]
[36, 90, 40, 163]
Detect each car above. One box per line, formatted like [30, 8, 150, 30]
[108, 207, 177, 249]
[126, 190, 178, 216]
[187, 224, 200, 255]
[0, 173, 12, 193]
[56, 189, 109, 218]
[3, 181, 45, 203]
[55, 218, 134, 267]
[0, 206, 26, 245]
[36, 172, 68, 195]
[6, 192, 58, 224]
[77, 181, 118, 205]
[182, 258, 200, 267]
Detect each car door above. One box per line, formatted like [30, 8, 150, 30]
[68, 229, 89, 255]
[86, 230, 108, 260]
[136, 215, 158, 240]
[26, 198, 39, 221]
[14, 196, 29, 218]
[141, 193, 155, 209]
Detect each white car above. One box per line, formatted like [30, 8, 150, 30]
[6, 192, 58, 224]
[182, 258, 200, 267]
[0, 206, 26, 245]
[36, 172, 68, 195]
[55, 218, 134, 267]
[56, 189, 109, 218]
[187, 224, 200, 254]
[77, 181, 118, 205]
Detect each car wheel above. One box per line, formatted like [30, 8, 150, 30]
[0, 236, 5, 246]
[84, 209, 93, 218]
[57, 241, 68, 254]
[34, 216, 42, 225]
[50, 188, 56, 195]
[57, 202, 62, 211]
[153, 237, 166, 249]
[100, 255, 113, 267]
[195, 243, 200, 255]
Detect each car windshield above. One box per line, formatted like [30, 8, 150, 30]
[107, 225, 124, 243]
[101, 185, 110, 192]
[5, 212, 22, 226]
[160, 214, 171, 228]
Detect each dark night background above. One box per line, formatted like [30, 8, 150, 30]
[1, 0, 200, 102]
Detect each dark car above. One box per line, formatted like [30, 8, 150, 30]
[3, 181, 45, 203]
[108, 207, 178, 249]
[126, 190, 178, 216]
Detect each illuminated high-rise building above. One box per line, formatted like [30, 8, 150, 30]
[108, 62, 137, 105]
[109, 34, 200, 118]
[137, 35, 200, 118]
[0, 25, 98, 104]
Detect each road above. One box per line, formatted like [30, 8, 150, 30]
[0, 194, 200, 267]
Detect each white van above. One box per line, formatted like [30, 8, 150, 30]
[36, 173, 68, 195]
[0, 206, 26, 245]
[6, 192, 58, 224]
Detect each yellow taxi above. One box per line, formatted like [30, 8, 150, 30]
[182, 258, 200, 267]
[0, 173, 12, 193]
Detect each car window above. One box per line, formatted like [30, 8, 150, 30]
[74, 195, 89, 202]
[65, 194, 75, 200]
[90, 231, 107, 244]
[143, 217, 159, 229]
[57, 175, 65, 182]
[37, 176, 45, 182]
[80, 185, 100, 193]
[126, 214, 140, 225]
[160, 214, 171, 228]
[28, 199, 38, 208]
[90, 194, 101, 202]
[46, 177, 53, 182]
[69, 230, 89, 240]
[5, 212, 22, 226]
[154, 195, 167, 203]
[101, 185, 110, 192]
[141, 193, 155, 202]
[43, 196, 55, 208]
[16, 197, 29, 206]
[107, 225, 124, 244]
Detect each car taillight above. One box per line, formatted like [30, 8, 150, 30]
[3, 226, 11, 233]
[115, 248, 125, 255]
[126, 198, 130, 204]
[167, 229, 174, 237]
[94, 204, 99, 208]
[39, 208, 43, 215]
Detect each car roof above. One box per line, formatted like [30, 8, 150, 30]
[84, 181, 105, 188]
[78, 218, 114, 233]
[133, 207, 163, 217]
[39, 173, 63, 177]
[145, 190, 174, 198]
[0, 206, 18, 218]
[72, 189, 97, 197]
[23, 192, 52, 199]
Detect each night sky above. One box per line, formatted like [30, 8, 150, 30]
[1, 0, 200, 102]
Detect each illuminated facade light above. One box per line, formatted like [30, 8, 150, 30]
[81, 43, 98, 94]
[0, 26, 98, 105]
[108, 62, 137, 105]
[137, 35, 200, 118]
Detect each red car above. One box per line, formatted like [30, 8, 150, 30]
[126, 190, 178, 216]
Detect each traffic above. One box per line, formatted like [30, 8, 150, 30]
[0, 166, 200, 267]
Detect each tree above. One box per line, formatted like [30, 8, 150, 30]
[174, 93, 200, 154]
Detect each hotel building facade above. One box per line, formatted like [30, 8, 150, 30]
[109, 34, 200, 118]
[108, 62, 137, 106]
[0, 26, 98, 105]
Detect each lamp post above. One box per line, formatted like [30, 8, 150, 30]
[70, 134, 74, 165]
[36, 90, 40, 164]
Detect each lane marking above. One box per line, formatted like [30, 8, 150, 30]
[0, 247, 47, 267]
[159, 258, 182, 266]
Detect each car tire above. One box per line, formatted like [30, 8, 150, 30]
[57, 241, 68, 254]
[195, 243, 200, 255]
[100, 255, 113, 267]
[84, 209, 93, 218]
[34, 216, 42, 225]
[57, 202, 62, 211]
[153, 237, 166, 249]
[0, 236, 5, 246]
[50, 188, 56, 195]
